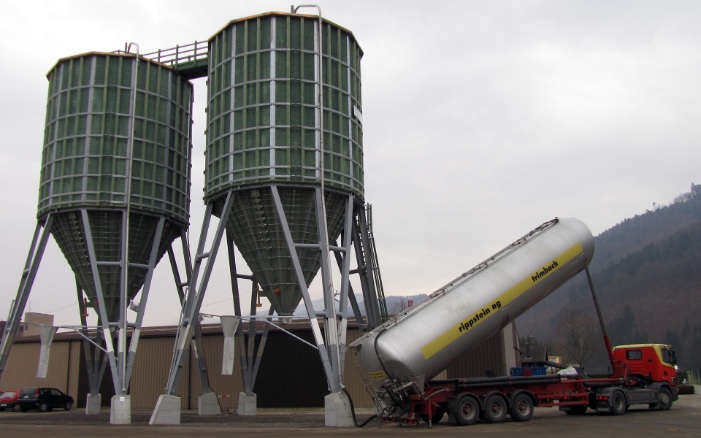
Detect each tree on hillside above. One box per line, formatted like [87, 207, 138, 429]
[554, 310, 598, 369]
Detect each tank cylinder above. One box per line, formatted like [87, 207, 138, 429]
[351, 217, 595, 391]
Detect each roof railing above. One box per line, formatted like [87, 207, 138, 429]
[116, 41, 208, 67]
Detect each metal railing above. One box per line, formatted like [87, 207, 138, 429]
[140, 41, 208, 68]
[116, 41, 208, 68]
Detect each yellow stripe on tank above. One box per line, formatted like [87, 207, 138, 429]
[420, 243, 584, 360]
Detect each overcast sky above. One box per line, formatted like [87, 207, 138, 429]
[1, 0, 699, 328]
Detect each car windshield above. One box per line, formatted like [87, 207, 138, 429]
[19, 388, 35, 397]
[1, 391, 17, 398]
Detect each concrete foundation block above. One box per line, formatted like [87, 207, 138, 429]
[237, 392, 257, 416]
[324, 391, 354, 427]
[110, 395, 131, 425]
[85, 393, 101, 415]
[149, 394, 181, 425]
[198, 391, 222, 416]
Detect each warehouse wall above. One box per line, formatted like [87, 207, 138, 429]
[1, 322, 506, 410]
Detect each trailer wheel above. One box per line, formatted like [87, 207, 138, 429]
[481, 394, 507, 423]
[453, 395, 480, 426]
[510, 393, 534, 422]
[610, 391, 627, 415]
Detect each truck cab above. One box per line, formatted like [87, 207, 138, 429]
[612, 344, 677, 386]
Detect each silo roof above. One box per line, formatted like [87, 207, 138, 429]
[208, 11, 364, 56]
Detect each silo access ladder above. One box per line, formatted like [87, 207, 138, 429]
[363, 204, 388, 322]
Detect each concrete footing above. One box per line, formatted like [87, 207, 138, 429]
[85, 393, 101, 415]
[198, 391, 222, 416]
[109, 395, 131, 424]
[149, 394, 181, 425]
[237, 392, 257, 415]
[324, 391, 354, 427]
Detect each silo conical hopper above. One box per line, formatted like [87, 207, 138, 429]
[38, 53, 193, 322]
[206, 13, 364, 316]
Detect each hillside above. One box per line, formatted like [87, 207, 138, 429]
[516, 184, 701, 371]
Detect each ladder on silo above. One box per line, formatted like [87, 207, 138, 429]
[364, 204, 388, 322]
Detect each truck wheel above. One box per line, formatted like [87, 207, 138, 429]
[656, 387, 673, 411]
[610, 391, 627, 415]
[510, 393, 534, 422]
[65, 401, 73, 411]
[39, 402, 48, 412]
[481, 394, 507, 423]
[453, 395, 480, 426]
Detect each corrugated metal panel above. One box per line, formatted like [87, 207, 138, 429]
[0, 339, 74, 397]
[342, 328, 374, 407]
[446, 330, 506, 378]
[189, 332, 244, 411]
[1, 323, 509, 411]
[130, 334, 190, 409]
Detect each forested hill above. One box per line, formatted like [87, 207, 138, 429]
[516, 184, 701, 371]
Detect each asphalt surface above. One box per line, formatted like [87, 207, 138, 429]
[0, 393, 699, 437]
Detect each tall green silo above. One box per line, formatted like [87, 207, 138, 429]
[205, 12, 364, 316]
[38, 53, 193, 323]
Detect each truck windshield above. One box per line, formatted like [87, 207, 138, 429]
[662, 348, 676, 365]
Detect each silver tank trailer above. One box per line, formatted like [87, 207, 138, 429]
[350, 217, 594, 397]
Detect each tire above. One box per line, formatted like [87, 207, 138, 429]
[657, 387, 673, 411]
[453, 395, 480, 426]
[610, 391, 627, 415]
[65, 401, 73, 411]
[481, 394, 507, 423]
[0, 407, 5, 412]
[562, 405, 588, 415]
[510, 393, 534, 422]
[39, 403, 48, 413]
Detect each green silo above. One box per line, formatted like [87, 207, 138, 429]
[38, 52, 193, 322]
[205, 12, 364, 316]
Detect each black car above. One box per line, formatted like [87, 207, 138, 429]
[17, 387, 73, 412]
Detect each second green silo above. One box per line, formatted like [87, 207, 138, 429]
[205, 12, 364, 315]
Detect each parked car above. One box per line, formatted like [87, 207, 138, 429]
[0, 390, 20, 411]
[17, 387, 73, 412]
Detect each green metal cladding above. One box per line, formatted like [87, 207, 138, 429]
[37, 53, 193, 320]
[205, 13, 364, 202]
[205, 13, 365, 315]
[39, 53, 193, 225]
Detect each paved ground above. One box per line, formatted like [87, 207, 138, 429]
[0, 394, 699, 437]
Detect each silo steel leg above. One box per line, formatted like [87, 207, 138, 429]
[0, 215, 54, 379]
[271, 185, 338, 391]
[163, 191, 235, 395]
[80, 209, 121, 393]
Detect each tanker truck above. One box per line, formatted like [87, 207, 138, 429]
[349, 218, 678, 426]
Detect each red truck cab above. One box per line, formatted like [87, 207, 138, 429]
[612, 344, 677, 386]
